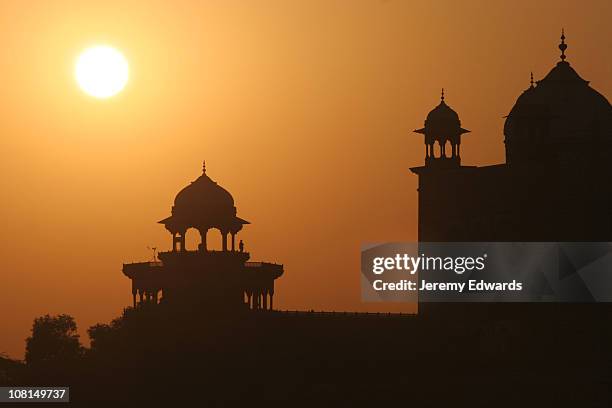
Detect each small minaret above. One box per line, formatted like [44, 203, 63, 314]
[413, 89, 470, 168]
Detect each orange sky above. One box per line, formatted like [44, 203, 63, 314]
[1, 0, 611, 358]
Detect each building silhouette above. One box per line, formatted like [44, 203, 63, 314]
[8, 32, 612, 408]
[411, 32, 612, 242]
[122, 162, 283, 310]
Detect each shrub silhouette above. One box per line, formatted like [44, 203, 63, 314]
[0, 353, 24, 385]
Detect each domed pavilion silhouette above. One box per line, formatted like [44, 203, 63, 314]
[159, 161, 249, 253]
[503, 31, 612, 165]
[411, 31, 612, 242]
[414, 88, 470, 168]
[123, 163, 283, 310]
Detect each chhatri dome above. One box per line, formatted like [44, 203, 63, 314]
[159, 162, 249, 252]
[425, 89, 461, 126]
[173, 161, 236, 221]
[414, 89, 470, 168]
[504, 31, 612, 164]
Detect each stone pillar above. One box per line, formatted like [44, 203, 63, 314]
[231, 234, 236, 251]
[263, 291, 268, 310]
[200, 229, 207, 251]
[138, 289, 143, 304]
[221, 231, 228, 252]
[132, 291, 137, 308]
[270, 292, 274, 311]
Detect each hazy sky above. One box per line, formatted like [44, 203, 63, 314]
[1, 0, 610, 357]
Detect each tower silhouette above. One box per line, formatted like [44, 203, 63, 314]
[123, 163, 283, 310]
[410, 32, 612, 242]
[413, 88, 470, 168]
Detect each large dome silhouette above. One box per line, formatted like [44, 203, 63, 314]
[504, 36, 612, 163]
[173, 167, 236, 220]
[426, 99, 460, 126]
[159, 162, 249, 238]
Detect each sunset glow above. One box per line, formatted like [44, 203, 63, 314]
[1, 0, 611, 361]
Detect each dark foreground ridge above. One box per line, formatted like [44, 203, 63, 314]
[4, 304, 612, 407]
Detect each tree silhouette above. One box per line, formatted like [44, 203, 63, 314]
[25, 314, 83, 368]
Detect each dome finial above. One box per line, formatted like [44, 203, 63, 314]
[202, 160, 206, 174]
[530, 72, 534, 88]
[441, 88, 445, 102]
[559, 28, 567, 61]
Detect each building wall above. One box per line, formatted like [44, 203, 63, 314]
[416, 161, 612, 242]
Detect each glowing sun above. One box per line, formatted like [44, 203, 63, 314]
[75, 46, 129, 98]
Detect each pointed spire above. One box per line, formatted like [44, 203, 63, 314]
[559, 28, 567, 61]
[202, 160, 206, 174]
[441, 88, 445, 102]
[530, 72, 534, 88]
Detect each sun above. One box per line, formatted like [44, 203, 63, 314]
[75, 45, 129, 99]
